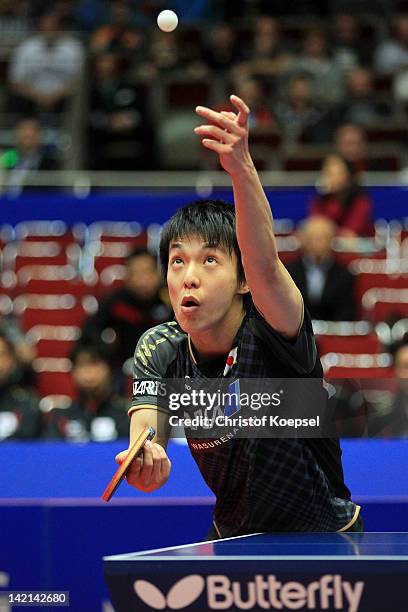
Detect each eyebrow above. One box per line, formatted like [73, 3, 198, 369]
[169, 242, 227, 253]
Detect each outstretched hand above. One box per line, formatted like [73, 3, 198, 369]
[195, 94, 253, 176]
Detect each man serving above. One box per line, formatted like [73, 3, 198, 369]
[116, 95, 362, 536]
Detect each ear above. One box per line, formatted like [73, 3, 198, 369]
[237, 280, 250, 295]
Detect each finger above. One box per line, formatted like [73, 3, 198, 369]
[156, 445, 171, 483]
[126, 454, 143, 475]
[125, 456, 143, 483]
[163, 459, 171, 480]
[221, 110, 237, 121]
[201, 139, 230, 154]
[194, 125, 236, 143]
[139, 440, 154, 486]
[195, 105, 243, 135]
[115, 450, 128, 464]
[230, 95, 250, 126]
[125, 452, 143, 476]
[150, 444, 164, 484]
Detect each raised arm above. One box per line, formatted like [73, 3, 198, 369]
[195, 95, 303, 338]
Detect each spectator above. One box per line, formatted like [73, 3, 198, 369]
[28, 0, 76, 21]
[0, 333, 40, 440]
[54, 1, 78, 28]
[335, 123, 368, 169]
[203, 23, 240, 75]
[339, 67, 393, 126]
[141, 28, 206, 81]
[89, 0, 147, 64]
[235, 79, 275, 129]
[334, 122, 388, 172]
[331, 13, 373, 71]
[30, 1, 79, 29]
[81, 248, 173, 371]
[234, 16, 294, 80]
[388, 338, 408, 437]
[143, 29, 182, 76]
[273, 74, 336, 143]
[369, 337, 408, 438]
[375, 13, 408, 73]
[0, 118, 60, 196]
[44, 343, 129, 441]
[0, 311, 36, 384]
[291, 27, 343, 102]
[286, 216, 356, 321]
[310, 153, 374, 236]
[8, 10, 84, 120]
[87, 52, 157, 170]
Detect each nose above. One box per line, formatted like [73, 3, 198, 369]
[183, 262, 200, 289]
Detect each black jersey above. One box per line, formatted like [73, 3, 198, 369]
[129, 303, 360, 535]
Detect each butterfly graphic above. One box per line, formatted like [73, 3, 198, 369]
[134, 575, 205, 609]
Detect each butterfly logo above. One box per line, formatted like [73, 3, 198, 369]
[134, 575, 205, 609]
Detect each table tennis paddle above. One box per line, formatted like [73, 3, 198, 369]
[102, 425, 156, 502]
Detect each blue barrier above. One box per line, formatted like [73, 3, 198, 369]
[0, 187, 406, 225]
[0, 439, 406, 499]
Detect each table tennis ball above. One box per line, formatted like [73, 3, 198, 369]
[157, 10, 178, 32]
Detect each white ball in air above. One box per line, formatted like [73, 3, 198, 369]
[157, 10, 178, 32]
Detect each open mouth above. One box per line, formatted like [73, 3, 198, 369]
[181, 296, 200, 309]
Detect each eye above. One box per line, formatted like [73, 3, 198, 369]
[171, 257, 184, 266]
[205, 256, 217, 264]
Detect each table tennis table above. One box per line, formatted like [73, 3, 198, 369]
[104, 532, 408, 611]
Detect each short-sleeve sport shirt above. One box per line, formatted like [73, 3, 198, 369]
[129, 303, 360, 535]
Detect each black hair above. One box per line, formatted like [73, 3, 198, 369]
[321, 153, 363, 214]
[159, 199, 246, 285]
[70, 342, 114, 368]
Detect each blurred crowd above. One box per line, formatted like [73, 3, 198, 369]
[0, 1, 408, 173]
[0, 246, 174, 442]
